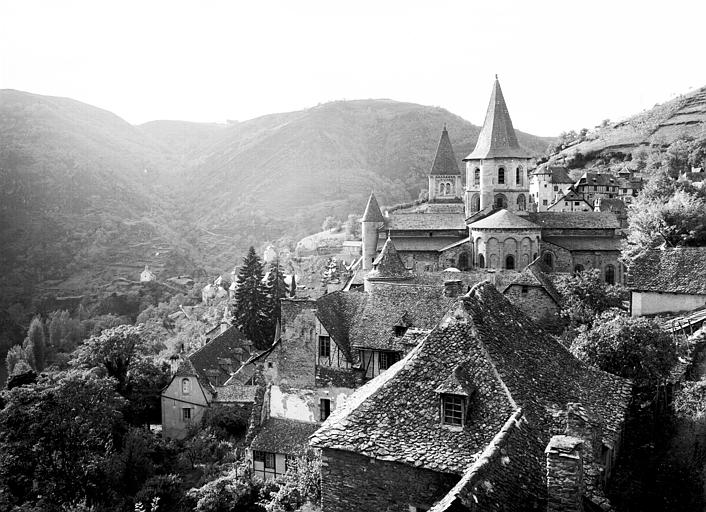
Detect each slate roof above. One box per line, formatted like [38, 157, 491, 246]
[544, 236, 622, 252]
[188, 325, 256, 391]
[378, 237, 466, 253]
[251, 418, 320, 455]
[385, 202, 467, 231]
[576, 172, 619, 188]
[531, 164, 573, 183]
[468, 209, 540, 230]
[465, 78, 533, 160]
[311, 283, 631, 480]
[529, 211, 620, 230]
[629, 247, 706, 295]
[361, 192, 385, 223]
[501, 258, 563, 304]
[430, 126, 461, 176]
[368, 237, 414, 279]
[212, 384, 257, 403]
[315, 292, 367, 362]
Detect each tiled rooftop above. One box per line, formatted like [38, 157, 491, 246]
[629, 247, 706, 295]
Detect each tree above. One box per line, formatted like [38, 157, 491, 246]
[570, 314, 676, 387]
[24, 316, 46, 371]
[264, 258, 287, 339]
[555, 269, 627, 328]
[233, 247, 270, 349]
[259, 450, 321, 512]
[0, 371, 126, 507]
[48, 309, 83, 353]
[70, 324, 148, 394]
[344, 213, 360, 238]
[186, 464, 263, 512]
[321, 216, 341, 232]
[5, 344, 27, 376]
[674, 378, 706, 423]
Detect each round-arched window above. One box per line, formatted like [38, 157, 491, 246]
[574, 264, 585, 273]
[474, 168, 481, 187]
[478, 254, 485, 268]
[543, 252, 554, 268]
[605, 264, 615, 285]
[498, 167, 505, 184]
[505, 255, 515, 270]
[517, 194, 527, 211]
[516, 166, 523, 185]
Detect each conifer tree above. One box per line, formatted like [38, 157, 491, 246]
[233, 247, 269, 349]
[25, 316, 46, 371]
[264, 258, 287, 339]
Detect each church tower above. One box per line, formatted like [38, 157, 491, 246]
[428, 125, 462, 202]
[464, 77, 532, 215]
[360, 192, 385, 270]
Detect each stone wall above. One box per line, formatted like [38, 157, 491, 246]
[320, 448, 458, 512]
[503, 285, 560, 323]
[277, 299, 318, 388]
[545, 435, 585, 512]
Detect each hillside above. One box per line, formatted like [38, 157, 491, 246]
[553, 86, 706, 163]
[0, 90, 202, 308]
[181, 99, 552, 269]
[139, 120, 228, 165]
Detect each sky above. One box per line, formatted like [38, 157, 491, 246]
[1, 0, 705, 136]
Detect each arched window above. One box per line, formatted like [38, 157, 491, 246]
[446, 183, 452, 195]
[516, 166, 523, 185]
[182, 378, 191, 395]
[439, 182, 445, 194]
[498, 167, 505, 184]
[478, 254, 485, 268]
[517, 194, 526, 211]
[543, 252, 554, 268]
[605, 264, 615, 285]
[494, 194, 508, 208]
[458, 252, 469, 270]
[474, 168, 480, 187]
[505, 255, 515, 270]
[574, 264, 585, 273]
[470, 194, 480, 212]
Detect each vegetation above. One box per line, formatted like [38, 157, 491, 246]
[555, 269, 627, 329]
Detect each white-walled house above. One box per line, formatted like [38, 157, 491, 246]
[629, 247, 706, 317]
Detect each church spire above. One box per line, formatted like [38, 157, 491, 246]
[429, 125, 461, 176]
[465, 77, 531, 160]
[361, 192, 385, 223]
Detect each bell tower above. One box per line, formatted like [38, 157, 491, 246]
[464, 76, 532, 215]
[428, 125, 462, 202]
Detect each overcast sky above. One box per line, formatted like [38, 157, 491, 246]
[1, 0, 704, 136]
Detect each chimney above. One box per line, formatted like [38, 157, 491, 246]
[546, 435, 585, 512]
[566, 403, 603, 462]
[443, 279, 463, 297]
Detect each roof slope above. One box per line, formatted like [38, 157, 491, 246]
[465, 78, 533, 160]
[531, 164, 573, 183]
[529, 211, 620, 230]
[629, 247, 706, 294]
[368, 237, 413, 279]
[386, 201, 467, 231]
[468, 208, 540, 230]
[430, 126, 461, 176]
[188, 325, 255, 390]
[361, 192, 385, 223]
[251, 418, 320, 455]
[311, 283, 631, 478]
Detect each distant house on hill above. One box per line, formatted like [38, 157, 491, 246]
[160, 325, 259, 439]
[140, 265, 156, 282]
[547, 187, 593, 212]
[628, 247, 706, 316]
[310, 283, 632, 512]
[529, 164, 574, 210]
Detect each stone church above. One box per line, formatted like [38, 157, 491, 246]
[359, 77, 624, 284]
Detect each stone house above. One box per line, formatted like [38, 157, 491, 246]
[501, 258, 562, 326]
[160, 325, 259, 439]
[628, 247, 706, 316]
[547, 187, 593, 212]
[310, 283, 632, 512]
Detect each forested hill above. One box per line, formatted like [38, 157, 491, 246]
[0, 91, 552, 314]
[177, 99, 552, 269]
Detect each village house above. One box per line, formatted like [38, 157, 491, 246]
[140, 264, 156, 282]
[500, 257, 563, 327]
[160, 325, 259, 439]
[310, 282, 632, 512]
[547, 186, 593, 212]
[529, 164, 575, 211]
[628, 247, 706, 317]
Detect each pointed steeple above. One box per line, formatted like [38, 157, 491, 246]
[361, 192, 385, 223]
[465, 77, 532, 160]
[369, 236, 411, 279]
[429, 125, 461, 175]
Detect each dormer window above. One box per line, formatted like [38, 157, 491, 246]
[394, 325, 407, 337]
[181, 378, 191, 395]
[441, 394, 466, 427]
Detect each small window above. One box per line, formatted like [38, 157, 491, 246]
[505, 255, 515, 270]
[605, 264, 615, 285]
[542, 199, 548, 206]
[265, 452, 275, 469]
[253, 450, 265, 463]
[379, 351, 400, 371]
[521, 285, 528, 295]
[474, 168, 480, 186]
[516, 166, 522, 185]
[285, 454, 297, 472]
[478, 254, 485, 268]
[182, 408, 191, 421]
[574, 264, 585, 273]
[442, 394, 465, 426]
[319, 335, 331, 358]
[181, 378, 191, 394]
[543, 252, 554, 268]
[320, 398, 331, 421]
[267, 361, 273, 368]
[553, 185, 558, 191]
[498, 167, 505, 184]
[394, 325, 407, 337]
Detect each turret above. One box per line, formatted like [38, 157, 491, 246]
[428, 125, 462, 202]
[464, 76, 532, 214]
[360, 192, 385, 270]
